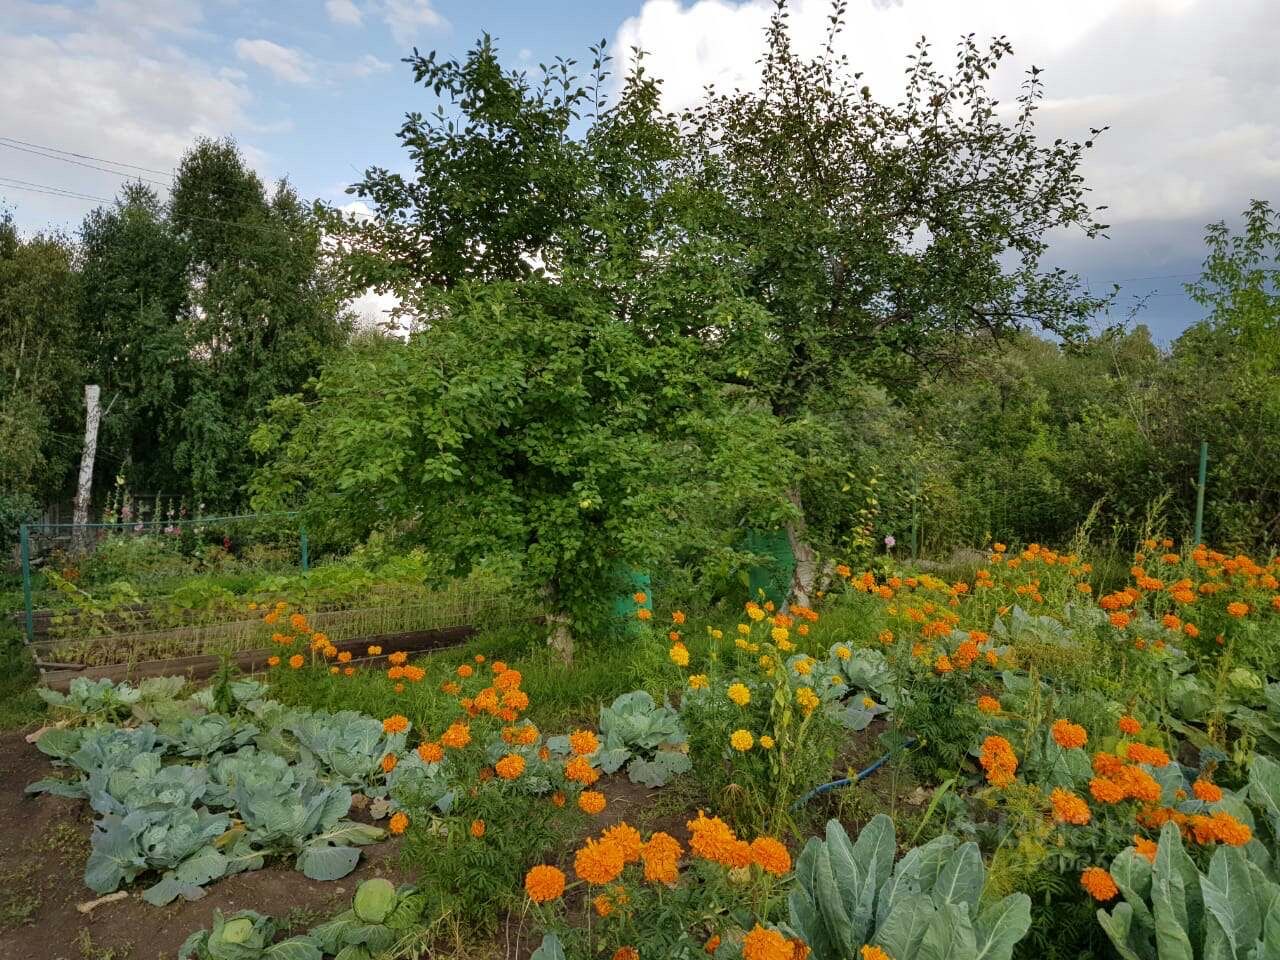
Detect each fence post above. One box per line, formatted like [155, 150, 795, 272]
[1193, 440, 1208, 547]
[300, 524, 309, 572]
[20, 524, 34, 645]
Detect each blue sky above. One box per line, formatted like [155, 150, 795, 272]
[4, 0, 1280, 341]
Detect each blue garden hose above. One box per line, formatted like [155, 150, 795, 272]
[792, 736, 918, 809]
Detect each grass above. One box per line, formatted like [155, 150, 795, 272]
[0, 635, 44, 731]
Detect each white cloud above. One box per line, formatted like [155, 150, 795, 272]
[615, 0, 1278, 231]
[326, 0, 364, 26]
[381, 0, 447, 47]
[234, 38, 313, 85]
[344, 53, 391, 78]
[0, 6, 258, 228]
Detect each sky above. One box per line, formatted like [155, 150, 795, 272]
[3, 0, 1279, 341]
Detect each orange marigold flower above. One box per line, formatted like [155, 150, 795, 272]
[1089, 777, 1126, 805]
[578, 790, 607, 815]
[750, 836, 792, 876]
[977, 695, 1001, 715]
[1109, 611, 1132, 629]
[1051, 719, 1088, 750]
[1080, 866, 1118, 901]
[1125, 743, 1171, 768]
[705, 935, 722, 954]
[1118, 715, 1142, 735]
[861, 949, 892, 960]
[1050, 788, 1091, 825]
[495, 669, 523, 691]
[470, 819, 485, 838]
[575, 837, 625, 885]
[1183, 623, 1199, 638]
[456, 663, 473, 679]
[564, 729, 600, 759]
[382, 714, 410, 734]
[387, 666, 405, 681]
[380, 753, 398, 774]
[441, 722, 471, 749]
[593, 893, 614, 917]
[640, 831, 682, 885]
[551, 791, 566, 808]
[688, 811, 741, 864]
[388, 811, 409, 835]
[288, 654, 304, 669]
[337, 651, 352, 664]
[637, 608, 653, 621]
[267, 655, 281, 667]
[601, 822, 643, 863]
[1193, 778, 1223, 803]
[1226, 601, 1249, 618]
[613, 949, 639, 960]
[672, 610, 686, 625]
[524, 865, 566, 903]
[1210, 811, 1252, 846]
[633, 591, 647, 604]
[388, 651, 408, 665]
[565, 755, 600, 785]
[934, 654, 954, 674]
[418, 741, 444, 764]
[1093, 752, 1125, 777]
[980, 736, 1018, 788]
[495, 754, 526, 780]
[742, 925, 793, 960]
[1133, 836, 1157, 863]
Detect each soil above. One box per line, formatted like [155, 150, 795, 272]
[0, 728, 413, 960]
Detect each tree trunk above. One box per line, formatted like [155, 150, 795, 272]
[72, 384, 102, 554]
[785, 486, 817, 610]
[541, 581, 573, 665]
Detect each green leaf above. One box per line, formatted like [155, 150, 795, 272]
[263, 938, 323, 960]
[1096, 903, 1146, 960]
[296, 843, 361, 881]
[530, 933, 567, 960]
[1201, 846, 1261, 954]
[932, 842, 984, 915]
[974, 893, 1031, 960]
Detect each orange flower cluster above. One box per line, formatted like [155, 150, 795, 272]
[980, 736, 1018, 788]
[1080, 866, 1118, 901]
[575, 837, 627, 886]
[641, 831, 682, 885]
[524, 864, 566, 903]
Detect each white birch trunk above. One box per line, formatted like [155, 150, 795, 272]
[72, 384, 101, 553]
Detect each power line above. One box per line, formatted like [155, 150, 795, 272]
[0, 140, 171, 189]
[0, 135, 174, 178]
[0, 176, 112, 204]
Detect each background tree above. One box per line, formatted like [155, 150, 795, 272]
[0, 213, 83, 547]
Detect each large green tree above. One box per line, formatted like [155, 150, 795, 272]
[253, 40, 790, 656]
[675, 3, 1110, 601]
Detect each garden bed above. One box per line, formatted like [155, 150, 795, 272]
[37, 624, 479, 691]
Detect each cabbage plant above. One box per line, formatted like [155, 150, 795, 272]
[179, 909, 321, 960]
[786, 815, 1032, 960]
[310, 877, 427, 959]
[592, 690, 690, 787]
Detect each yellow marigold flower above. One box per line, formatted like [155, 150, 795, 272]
[771, 626, 790, 643]
[569, 729, 600, 756]
[669, 643, 690, 667]
[524, 865, 566, 903]
[688, 674, 709, 689]
[794, 657, 813, 675]
[746, 603, 766, 622]
[388, 811, 409, 835]
[329, 666, 340, 675]
[750, 836, 791, 876]
[730, 729, 754, 752]
[796, 687, 820, 714]
[367, 645, 382, 656]
[1050, 788, 1091, 825]
[575, 837, 625, 885]
[288, 654, 304, 669]
[1080, 866, 1118, 901]
[470, 819, 485, 838]
[834, 644, 851, 660]
[382, 714, 410, 734]
[728, 683, 751, 706]
[759, 735, 775, 750]
[495, 754, 525, 780]
[578, 790, 607, 815]
[1052, 720, 1088, 750]
[742, 924, 793, 960]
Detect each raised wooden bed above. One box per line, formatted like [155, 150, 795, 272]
[38, 625, 477, 691]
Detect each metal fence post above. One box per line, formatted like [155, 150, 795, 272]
[1193, 440, 1208, 547]
[20, 523, 34, 645]
[300, 524, 309, 572]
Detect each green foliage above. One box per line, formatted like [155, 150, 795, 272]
[310, 879, 427, 959]
[593, 690, 690, 786]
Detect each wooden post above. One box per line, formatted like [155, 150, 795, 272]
[72, 384, 101, 553]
